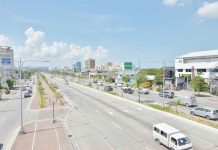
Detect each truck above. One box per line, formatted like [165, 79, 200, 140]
[153, 123, 193, 150]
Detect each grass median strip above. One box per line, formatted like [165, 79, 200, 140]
[37, 74, 46, 108]
[41, 74, 64, 105]
[141, 102, 218, 129]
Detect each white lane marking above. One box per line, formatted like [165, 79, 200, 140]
[104, 110, 114, 116]
[108, 112, 114, 116]
[95, 110, 101, 114]
[122, 109, 128, 113]
[32, 121, 38, 150]
[137, 107, 143, 110]
[54, 123, 61, 150]
[97, 132, 115, 150]
[112, 121, 122, 130]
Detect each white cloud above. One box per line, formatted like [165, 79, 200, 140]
[14, 27, 109, 67]
[0, 34, 10, 46]
[197, 1, 218, 19]
[163, 0, 191, 6]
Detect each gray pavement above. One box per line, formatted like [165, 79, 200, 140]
[0, 83, 38, 150]
[54, 77, 218, 150]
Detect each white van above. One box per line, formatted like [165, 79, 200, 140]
[153, 123, 193, 150]
[179, 95, 197, 107]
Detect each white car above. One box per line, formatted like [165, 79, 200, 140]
[116, 83, 124, 87]
[97, 81, 103, 86]
[138, 88, 150, 94]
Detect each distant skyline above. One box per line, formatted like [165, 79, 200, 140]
[0, 0, 218, 68]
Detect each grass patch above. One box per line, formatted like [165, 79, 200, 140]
[141, 102, 218, 129]
[107, 91, 118, 96]
[37, 74, 46, 108]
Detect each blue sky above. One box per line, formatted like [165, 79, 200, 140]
[0, 0, 218, 68]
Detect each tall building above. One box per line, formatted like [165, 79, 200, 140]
[73, 61, 82, 73]
[0, 46, 14, 78]
[85, 58, 95, 70]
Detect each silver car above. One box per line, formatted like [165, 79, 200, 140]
[190, 106, 218, 120]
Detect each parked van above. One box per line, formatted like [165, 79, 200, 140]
[153, 123, 192, 150]
[178, 95, 197, 107]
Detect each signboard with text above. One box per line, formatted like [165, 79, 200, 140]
[124, 62, 132, 70]
[2, 58, 11, 65]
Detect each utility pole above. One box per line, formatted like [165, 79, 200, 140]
[19, 59, 24, 134]
[138, 60, 141, 102]
[162, 61, 165, 108]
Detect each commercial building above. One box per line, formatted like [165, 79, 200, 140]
[175, 50, 218, 89]
[85, 58, 95, 71]
[73, 61, 82, 73]
[115, 62, 137, 84]
[95, 62, 115, 72]
[0, 46, 14, 80]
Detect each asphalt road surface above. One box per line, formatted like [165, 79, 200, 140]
[0, 85, 38, 150]
[54, 77, 218, 150]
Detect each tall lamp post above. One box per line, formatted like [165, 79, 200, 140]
[15, 59, 49, 134]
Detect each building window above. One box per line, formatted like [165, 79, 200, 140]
[178, 69, 183, 72]
[186, 69, 191, 72]
[197, 69, 206, 73]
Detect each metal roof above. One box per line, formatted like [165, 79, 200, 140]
[177, 50, 218, 58]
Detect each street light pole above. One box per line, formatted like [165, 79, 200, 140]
[14, 59, 49, 134]
[19, 58, 24, 134]
[162, 61, 165, 108]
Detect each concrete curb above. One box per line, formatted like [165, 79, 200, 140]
[27, 76, 37, 111]
[70, 81, 218, 133]
[7, 127, 20, 150]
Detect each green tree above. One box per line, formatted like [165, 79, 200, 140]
[154, 74, 163, 86]
[122, 76, 130, 85]
[136, 74, 146, 102]
[105, 77, 114, 83]
[191, 76, 208, 95]
[24, 71, 32, 79]
[6, 78, 14, 90]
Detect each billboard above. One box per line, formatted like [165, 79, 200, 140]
[2, 58, 11, 65]
[124, 62, 132, 70]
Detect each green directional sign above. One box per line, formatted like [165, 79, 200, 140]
[124, 62, 132, 70]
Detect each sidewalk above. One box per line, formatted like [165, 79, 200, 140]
[10, 75, 72, 150]
[11, 119, 72, 150]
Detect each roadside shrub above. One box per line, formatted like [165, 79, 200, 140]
[4, 88, 10, 94]
[39, 96, 46, 108]
[156, 87, 161, 92]
[6, 78, 14, 90]
[216, 91, 218, 96]
[142, 102, 218, 129]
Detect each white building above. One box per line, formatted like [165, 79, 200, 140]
[0, 46, 14, 77]
[175, 50, 218, 87]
